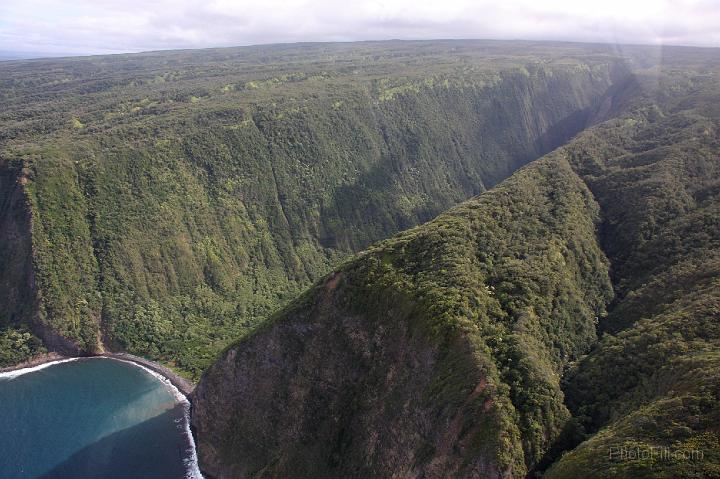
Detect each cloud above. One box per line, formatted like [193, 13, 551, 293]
[0, 0, 718, 56]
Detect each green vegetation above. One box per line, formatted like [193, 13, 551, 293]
[192, 153, 614, 477]
[1, 39, 719, 477]
[192, 46, 720, 478]
[0, 40, 633, 378]
[342, 155, 614, 470]
[0, 327, 45, 367]
[543, 68, 720, 479]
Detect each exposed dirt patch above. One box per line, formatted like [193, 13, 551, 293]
[325, 271, 342, 291]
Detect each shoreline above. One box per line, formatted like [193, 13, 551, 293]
[0, 351, 195, 397]
[101, 352, 195, 397]
[0, 352, 69, 373]
[0, 351, 203, 478]
[105, 355, 203, 478]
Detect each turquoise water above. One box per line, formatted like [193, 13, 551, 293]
[0, 357, 198, 479]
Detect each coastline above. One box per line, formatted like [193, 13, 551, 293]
[0, 351, 203, 478]
[104, 354, 203, 478]
[0, 351, 195, 397]
[0, 352, 69, 373]
[101, 352, 195, 397]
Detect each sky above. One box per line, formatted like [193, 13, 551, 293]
[0, 0, 719, 57]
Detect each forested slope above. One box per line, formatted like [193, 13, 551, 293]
[192, 152, 615, 478]
[4, 40, 718, 477]
[544, 66, 720, 479]
[0, 41, 636, 376]
[192, 52, 720, 478]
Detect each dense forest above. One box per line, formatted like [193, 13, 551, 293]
[1, 41, 637, 377]
[191, 46, 720, 478]
[1, 40, 719, 478]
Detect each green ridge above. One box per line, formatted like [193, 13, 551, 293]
[544, 67, 720, 479]
[191, 154, 613, 477]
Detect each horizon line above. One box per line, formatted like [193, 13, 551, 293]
[3, 36, 719, 63]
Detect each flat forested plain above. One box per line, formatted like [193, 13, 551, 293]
[1, 39, 719, 478]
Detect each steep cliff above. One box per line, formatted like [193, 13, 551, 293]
[544, 68, 720, 479]
[0, 41, 635, 376]
[191, 57, 720, 478]
[0, 161, 47, 365]
[0, 162, 34, 328]
[0, 158, 89, 364]
[191, 154, 614, 478]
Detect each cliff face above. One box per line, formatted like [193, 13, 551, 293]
[0, 41, 635, 376]
[191, 156, 614, 478]
[192, 61, 720, 478]
[0, 162, 34, 328]
[0, 161, 85, 358]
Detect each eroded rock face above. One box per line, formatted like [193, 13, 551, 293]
[192, 274, 510, 479]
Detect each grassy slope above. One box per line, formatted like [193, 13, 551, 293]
[0, 41, 632, 375]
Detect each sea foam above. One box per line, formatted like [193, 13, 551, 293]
[109, 357, 204, 479]
[0, 358, 80, 380]
[0, 356, 203, 479]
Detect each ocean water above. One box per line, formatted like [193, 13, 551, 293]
[0, 357, 200, 479]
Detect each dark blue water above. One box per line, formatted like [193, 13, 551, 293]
[0, 357, 199, 479]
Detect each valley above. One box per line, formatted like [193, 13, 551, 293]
[1, 40, 718, 478]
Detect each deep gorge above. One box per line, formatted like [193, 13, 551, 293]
[1, 40, 718, 479]
[0, 42, 636, 377]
